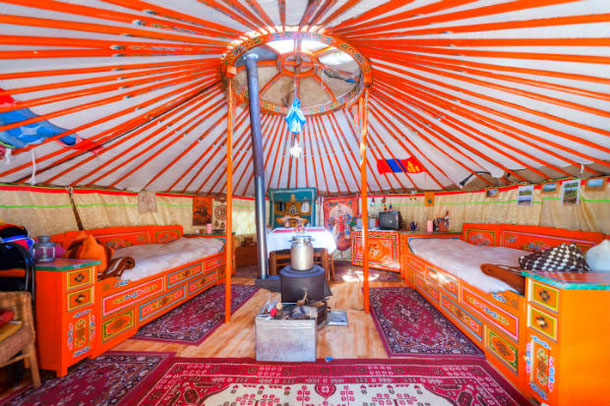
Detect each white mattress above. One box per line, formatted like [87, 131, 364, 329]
[409, 238, 528, 293]
[113, 237, 224, 282]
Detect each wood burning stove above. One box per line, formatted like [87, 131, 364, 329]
[280, 264, 330, 326]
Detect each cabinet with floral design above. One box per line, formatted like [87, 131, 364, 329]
[34, 259, 100, 377]
[523, 272, 610, 406]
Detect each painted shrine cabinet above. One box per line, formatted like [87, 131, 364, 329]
[523, 271, 610, 406]
[351, 230, 401, 271]
[34, 259, 100, 377]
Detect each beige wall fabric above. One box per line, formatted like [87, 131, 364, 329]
[364, 181, 609, 234]
[0, 185, 77, 236]
[1, 179, 608, 241]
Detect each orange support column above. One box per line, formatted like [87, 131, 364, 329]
[360, 89, 370, 313]
[225, 79, 234, 323]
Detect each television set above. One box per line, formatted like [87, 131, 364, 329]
[378, 211, 400, 230]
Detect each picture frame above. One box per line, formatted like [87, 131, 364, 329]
[485, 188, 498, 198]
[541, 182, 557, 193]
[561, 179, 580, 206]
[517, 185, 534, 206]
[584, 177, 606, 191]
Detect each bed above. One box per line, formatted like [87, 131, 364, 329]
[51, 225, 227, 358]
[402, 223, 606, 394]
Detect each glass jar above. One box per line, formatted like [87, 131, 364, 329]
[33, 235, 56, 263]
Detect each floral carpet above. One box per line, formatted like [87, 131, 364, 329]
[133, 284, 258, 345]
[370, 287, 484, 357]
[0, 352, 172, 406]
[127, 357, 529, 406]
[333, 261, 402, 282]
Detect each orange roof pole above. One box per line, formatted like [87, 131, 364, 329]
[368, 106, 447, 188]
[193, 111, 251, 194]
[360, 88, 370, 314]
[327, 113, 360, 187]
[3, 78, 218, 181]
[50, 90, 220, 185]
[225, 79, 234, 323]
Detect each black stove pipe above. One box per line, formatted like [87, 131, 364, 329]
[245, 53, 269, 279]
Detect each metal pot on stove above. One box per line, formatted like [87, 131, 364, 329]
[290, 235, 314, 271]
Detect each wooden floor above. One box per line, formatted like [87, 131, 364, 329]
[114, 265, 406, 359]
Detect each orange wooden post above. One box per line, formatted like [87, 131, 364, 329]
[360, 88, 370, 313]
[225, 79, 234, 323]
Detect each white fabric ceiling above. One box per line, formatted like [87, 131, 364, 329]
[0, 0, 608, 195]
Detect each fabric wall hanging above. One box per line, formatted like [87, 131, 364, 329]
[192, 196, 213, 226]
[424, 192, 435, 207]
[268, 187, 317, 229]
[138, 191, 157, 213]
[323, 196, 358, 254]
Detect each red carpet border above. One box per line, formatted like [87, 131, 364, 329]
[0, 352, 173, 406]
[127, 357, 529, 406]
[133, 284, 258, 345]
[370, 287, 484, 357]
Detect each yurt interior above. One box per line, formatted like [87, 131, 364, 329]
[0, 1, 609, 405]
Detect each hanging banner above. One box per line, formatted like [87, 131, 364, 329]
[0, 89, 77, 149]
[193, 196, 214, 226]
[323, 196, 359, 252]
[376, 157, 424, 174]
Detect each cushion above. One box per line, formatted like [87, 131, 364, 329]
[63, 232, 114, 271]
[519, 243, 590, 273]
[586, 240, 610, 272]
[0, 309, 14, 329]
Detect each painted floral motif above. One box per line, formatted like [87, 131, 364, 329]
[133, 358, 529, 406]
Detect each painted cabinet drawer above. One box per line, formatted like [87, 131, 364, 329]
[67, 307, 94, 359]
[167, 263, 203, 288]
[67, 285, 94, 312]
[188, 270, 217, 296]
[461, 286, 519, 341]
[408, 256, 425, 275]
[101, 308, 135, 343]
[138, 286, 186, 322]
[427, 267, 458, 298]
[66, 267, 94, 291]
[485, 326, 519, 374]
[205, 255, 224, 271]
[441, 295, 483, 342]
[415, 275, 439, 304]
[102, 277, 164, 317]
[526, 332, 556, 404]
[529, 280, 559, 313]
[528, 305, 558, 341]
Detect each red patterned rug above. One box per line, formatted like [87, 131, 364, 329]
[0, 352, 173, 406]
[133, 284, 258, 345]
[370, 287, 484, 357]
[334, 261, 402, 282]
[235, 264, 259, 279]
[127, 357, 529, 406]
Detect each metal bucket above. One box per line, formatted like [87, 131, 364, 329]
[290, 235, 313, 271]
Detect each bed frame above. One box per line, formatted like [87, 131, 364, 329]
[402, 223, 606, 394]
[51, 225, 227, 359]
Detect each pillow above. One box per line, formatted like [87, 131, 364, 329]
[0, 309, 14, 329]
[519, 243, 590, 273]
[63, 232, 113, 271]
[586, 240, 610, 272]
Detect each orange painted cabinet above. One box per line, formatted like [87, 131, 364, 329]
[34, 259, 100, 377]
[351, 230, 401, 271]
[523, 272, 610, 406]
